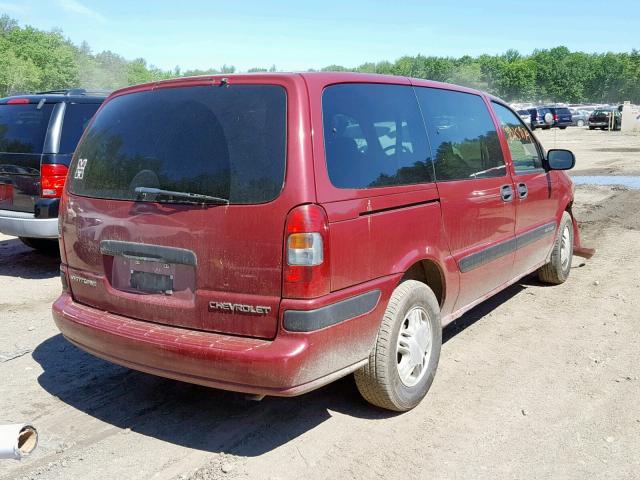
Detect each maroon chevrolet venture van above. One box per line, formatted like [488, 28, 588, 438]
[53, 73, 592, 411]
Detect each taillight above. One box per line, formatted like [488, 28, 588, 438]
[7, 98, 30, 105]
[554, 114, 558, 121]
[40, 164, 68, 198]
[283, 204, 330, 299]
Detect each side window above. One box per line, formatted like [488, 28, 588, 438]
[59, 103, 100, 153]
[415, 88, 505, 181]
[322, 83, 433, 189]
[492, 103, 543, 173]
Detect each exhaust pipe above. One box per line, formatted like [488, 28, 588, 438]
[0, 424, 38, 460]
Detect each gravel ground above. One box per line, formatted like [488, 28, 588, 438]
[1, 127, 639, 480]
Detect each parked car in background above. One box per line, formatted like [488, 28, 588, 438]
[569, 109, 590, 127]
[0, 89, 106, 252]
[548, 106, 573, 129]
[589, 108, 621, 130]
[516, 109, 531, 125]
[52, 73, 589, 412]
[528, 106, 553, 130]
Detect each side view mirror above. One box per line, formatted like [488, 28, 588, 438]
[546, 149, 575, 170]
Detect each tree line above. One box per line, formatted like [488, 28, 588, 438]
[1, 15, 638, 104]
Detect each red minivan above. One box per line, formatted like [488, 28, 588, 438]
[52, 73, 592, 411]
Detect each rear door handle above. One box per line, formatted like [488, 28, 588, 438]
[500, 184, 513, 202]
[517, 182, 528, 199]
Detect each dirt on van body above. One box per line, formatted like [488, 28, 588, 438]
[1, 128, 639, 480]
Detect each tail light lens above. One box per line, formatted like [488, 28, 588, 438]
[40, 164, 68, 198]
[554, 114, 558, 121]
[283, 204, 330, 299]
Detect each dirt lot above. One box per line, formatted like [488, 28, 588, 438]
[1, 127, 639, 480]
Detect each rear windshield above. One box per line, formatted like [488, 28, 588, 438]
[68, 85, 286, 204]
[0, 103, 54, 154]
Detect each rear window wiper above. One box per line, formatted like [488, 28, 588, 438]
[134, 187, 229, 205]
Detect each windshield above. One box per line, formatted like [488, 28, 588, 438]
[68, 84, 286, 204]
[0, 103, 54, 154]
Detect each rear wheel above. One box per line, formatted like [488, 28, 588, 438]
[19, 237, 59, 255]
[538, 212, 573, 285]
[355, 280, 441, 412]
[559, 126, 567, 130]
[577, 120, 585, 127]
[589, 126, 595, 130]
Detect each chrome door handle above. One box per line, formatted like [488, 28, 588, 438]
[517, 182, 528, 199]
[500, 184, 513, 202]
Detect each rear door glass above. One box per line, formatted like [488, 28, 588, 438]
[59, 103, 101, 153]
[0, 104, 54, 154]
[322, 83, 433, 189]
[68, 85, 286, 204]
[415, 88, 505, 181]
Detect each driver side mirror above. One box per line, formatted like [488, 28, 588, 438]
[546, 149, 575, 170]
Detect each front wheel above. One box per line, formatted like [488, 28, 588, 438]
[577, 120, 585, 127]
[538, 212, 573, 284]
[355, 280, 441, 411]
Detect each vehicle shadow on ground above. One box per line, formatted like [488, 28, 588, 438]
[0, 238, 60, 279]
[33, 280, 526, 457]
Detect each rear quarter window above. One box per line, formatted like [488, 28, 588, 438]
[59, 103, 101, 153]
[322, 83, 433, 189]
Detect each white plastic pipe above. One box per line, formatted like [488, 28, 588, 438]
[0, 424, 38, 460]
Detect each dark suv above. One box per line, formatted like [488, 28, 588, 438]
[589, 108, 622, 130]
[0, 89, 106, 251]
[548, 106, 573, 129]
[527, 106, 553, 130]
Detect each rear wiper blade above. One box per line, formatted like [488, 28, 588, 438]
[134, 187, 229, 205]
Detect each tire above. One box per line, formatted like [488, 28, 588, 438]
[559, 126, 567, 130]
[538, 212, 573, 285]
[577, 120, 585, 127]
[355, 280, 442, 412]
[531, 125, 536, 131]
[589, 126, 595, 130]
[19, 237, 59, 255]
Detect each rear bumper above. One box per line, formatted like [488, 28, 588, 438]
[52, 275, 399, 396]
[0, 209, 58, 238]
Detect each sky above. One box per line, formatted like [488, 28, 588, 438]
[1, 0, 639, 71]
